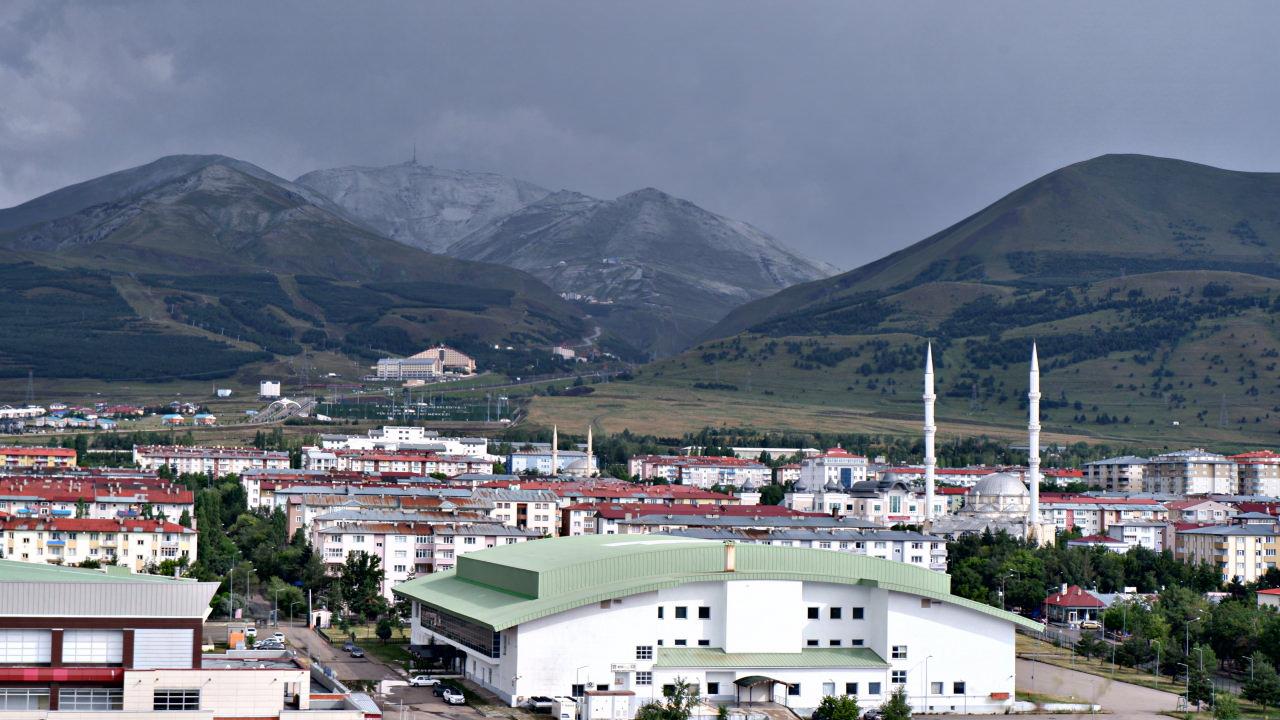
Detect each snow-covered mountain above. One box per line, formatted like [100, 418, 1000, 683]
[450, 186, 838, 356]
[295, 161, 551, 253]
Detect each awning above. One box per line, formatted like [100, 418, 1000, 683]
[734, 676, 786, 687]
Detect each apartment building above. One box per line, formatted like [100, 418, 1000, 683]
[0, 477, 194, 523]
[307, 449, 491, 476]
[1176, 517, 1280, 583]
[1038, 496, 1169, 536]
[1143, 449, 1237, 495]
[0, 446, 77, 469]
[785, 479, 944, 526]
[133, 446, 290, 476]
[561, 502, 822, 537]
[1166, 498, 1236, 523]
[1083, 456, 1147, 493]
[314, 518, 542, 598]
[627, 455, 772, 489]
[0, 518, 196, 571]
[473, 488, 560, 536]
[1231, 451, 1280, 497]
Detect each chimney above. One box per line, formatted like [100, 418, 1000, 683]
[723, 542, 736, 572]
[1061, 583, 1068, 594]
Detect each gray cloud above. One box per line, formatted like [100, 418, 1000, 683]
[2, 0, 1279, 268]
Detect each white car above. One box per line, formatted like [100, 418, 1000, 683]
[442, 689, 466, 705]
[269, 632, 286, 643]
[409, 675, 440, 687]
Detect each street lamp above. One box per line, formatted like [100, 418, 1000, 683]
[1177, 662, 1189, 708]
[289, 601, 303, 627]
[1152, 640, 1162, 679]
[1246, 654, 1256, 683]
[999, 571, 1019, 611]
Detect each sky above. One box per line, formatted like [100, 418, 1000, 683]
[2, 1, 1279, 269]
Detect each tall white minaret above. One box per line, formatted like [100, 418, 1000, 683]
[1027, 343, 1041, 526]
[551, 425, 559, 477]
[923, 343, 937, 522]
[586, 424, 595, 477]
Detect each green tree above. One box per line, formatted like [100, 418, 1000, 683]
[759, 484, 785, 506]
[74, 497, 89, 519]
[1212, 693, 1239, 720]
[635, 678, 700, 720]
[177, 509, 192, 528]
[339, 552, 385, 620]
[1187, 667, 1214, 709]
[1075, 631, 1103, 659]
[1243, 653, 1280, 710]
[813, 694, 860, 720]
[879, 686, 912, 720]
[376, 616, 394, 644]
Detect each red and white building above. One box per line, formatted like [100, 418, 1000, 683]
[796, 447, 868, 491]
[0, 517, 196, 571]
[132, 446, 290, 476]
[1043, 585, 1105, 626]
[1230, 451, 1280, 497]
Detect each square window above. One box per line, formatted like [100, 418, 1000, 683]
[807, 607, 819, 619]
[931, 682, 943, 695]
[675, 606, 688, 619]
[845, 682, 858, 695]
[572, 684, 586, 698]
[698, 607, 711, 619]
[707, 682, 720, 695]
[851, 607, 865, 619]
[868, 682, 881, 695]
[953, 682, 966, 695]
[635, 645, 653, 660]
[787, 684, 800, 696]
[830, 607, 842, 619]
[636, 672, 652, 686]
[891, 670, 906, 684]
[892, 645, 907, 659]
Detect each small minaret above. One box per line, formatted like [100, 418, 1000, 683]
[551, 425, 559, 477]
[586, 424, 595, 477]
[923, 343, 937, 522]
[1027, 343, 1041, 526]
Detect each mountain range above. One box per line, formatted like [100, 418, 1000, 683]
[294, 162, 835, 355]
[0, 155, 589, 381]
[537, 155, 1280, 446]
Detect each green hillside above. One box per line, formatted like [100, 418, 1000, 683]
[535, 155, 1280, 447]
[0, 158, 591, 382]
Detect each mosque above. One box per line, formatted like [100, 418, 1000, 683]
[922, 344, 1057, 544]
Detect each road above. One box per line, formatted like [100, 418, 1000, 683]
[1015, 658, 1180, 720]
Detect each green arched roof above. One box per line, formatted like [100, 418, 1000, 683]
[393, 534, 1041, 631]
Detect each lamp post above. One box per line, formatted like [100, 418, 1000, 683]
[1177, 662, 1189, 709]
[1152, 640, 1162, 679]
[289, 601, 302, 628]
[1246, 654, 1256, 682]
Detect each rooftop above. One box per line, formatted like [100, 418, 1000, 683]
[394, 533, 1039, 632]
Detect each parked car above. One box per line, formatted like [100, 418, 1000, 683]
[349, 647, 365, 658]
[269, 632, 286, 643]
[342, 641, 356, 653]
[863, 710, 883, 720]
[409, 675, 440, 687]
[1080, 619, 1101, 630]
[528, 696, 555, 711]
[442, 688, 466, 705]
[433, 685, 447, 697]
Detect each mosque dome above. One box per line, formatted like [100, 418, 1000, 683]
[971, 472, 1029, 498]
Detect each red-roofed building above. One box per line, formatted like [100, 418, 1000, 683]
[1230, 450, 1280, 496]
[1258, 587, 1280, 610]
[1043, 585, 1105, 626]
[0, 477, 193, 522]
[560, 501, 812, 536]
[482, 479, 739, 507]
[0, 446, 77, 469]
[0, 517, 196, 571]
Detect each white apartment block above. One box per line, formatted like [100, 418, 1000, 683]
[133, 446, 290, 476]
[1142, 449, 1236, 495]
[1231, 451, 1280, 496]
[474, 488, 561, 536]
[0, 518, 197, 571]
[669, 528, 949, 572]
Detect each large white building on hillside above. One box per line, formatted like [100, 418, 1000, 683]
[795, 448, 868, 491]
[396, 535, 1038, 718]
[1142, 449, 1237, 495]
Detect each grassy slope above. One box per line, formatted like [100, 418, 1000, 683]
[532, 270, 1280, 448]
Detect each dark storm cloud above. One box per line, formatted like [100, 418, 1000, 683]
[2, 1, 1279, 268]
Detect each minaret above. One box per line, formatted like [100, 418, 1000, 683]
[923, 343, 937, 522]
[1027, 343, 1041, 526]
[551, 425, 559, 477]
[586, 424, 595, 477]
